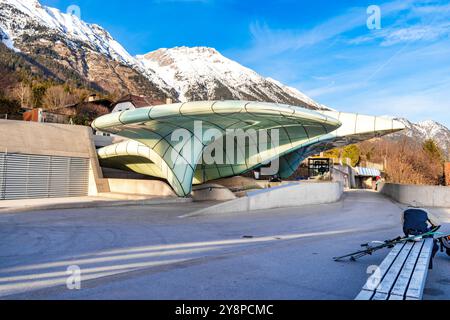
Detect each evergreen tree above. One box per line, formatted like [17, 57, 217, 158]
[0, 98, 20, 115]
[32, 84, 47, 108]
[423, 139, 443, 162]
[342, 145, 361, 167]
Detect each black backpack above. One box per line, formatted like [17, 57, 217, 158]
[403, 208, 432, 236]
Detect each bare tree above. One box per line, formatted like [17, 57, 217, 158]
[43, 85, 70, 110]
[360, 137, 443, 185]
[11, 82, 32, 108]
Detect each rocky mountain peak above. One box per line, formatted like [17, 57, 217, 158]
[137, 46, 328, 109]
[394, 118, 450, 159]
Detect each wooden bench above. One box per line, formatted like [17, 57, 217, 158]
[356, 238, 434, 300]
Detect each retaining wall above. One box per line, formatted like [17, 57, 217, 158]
[107, 178, 175, 197]
[186, 182, 344, 216]
[380, 183, 450, 207]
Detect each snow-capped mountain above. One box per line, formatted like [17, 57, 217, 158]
[0, 0, 177, 99]
[137, 47, 328, 110]
[0, 0, 326, 109]
[0, 0, 134, 64]
[395, 118, 450, 158]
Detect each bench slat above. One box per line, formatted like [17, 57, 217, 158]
[355, 238, 435, 300]
[362, 242, 405, 292]
[355, 290, 375, 300]
[405, 238, 434, 300]
[372, 292, 389, 300]
[390, 241, 424, 298]
[388, 294, 404, 300]
[375, 242, 414, 295]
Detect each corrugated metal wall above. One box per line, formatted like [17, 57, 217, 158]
[0, 153, 89, 200]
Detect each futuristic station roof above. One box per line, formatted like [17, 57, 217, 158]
[92, 101, 405, 197]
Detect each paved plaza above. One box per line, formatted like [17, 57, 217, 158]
[0, 191, 448, 300]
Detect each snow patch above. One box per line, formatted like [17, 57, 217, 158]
[0, 26, 19, 52]
[394, 118, 450, 157]
[2, 36, 16, 51]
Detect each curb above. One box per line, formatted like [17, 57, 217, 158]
[0, 197, 192, 214]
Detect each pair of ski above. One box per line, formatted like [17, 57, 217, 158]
[333, 226, 450, 262]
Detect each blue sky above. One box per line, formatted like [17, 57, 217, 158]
[41, 0, 450, 127]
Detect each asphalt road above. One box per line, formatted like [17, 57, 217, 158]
[0, 190, 448, 300]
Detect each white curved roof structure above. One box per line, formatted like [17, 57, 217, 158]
[92, 101, 405, 197]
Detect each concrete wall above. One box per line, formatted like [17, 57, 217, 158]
[102, 167, 151, 180]
[0, 120, 93, 157]
[332, 165, 351, 189]
[107, 179, 175, 197]
[208, 176, 294, 192]
[187, 182, 344, 216]
[0, 120, 109, 196]
[381, 183, 450, 207]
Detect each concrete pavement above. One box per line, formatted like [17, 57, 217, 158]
[0, 190, 448, 300]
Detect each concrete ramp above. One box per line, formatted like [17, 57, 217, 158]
[192, 184, 237, 202]
[184, 182, 343, 217]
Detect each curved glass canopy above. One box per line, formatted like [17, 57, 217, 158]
[92, 101, 405, 197]
[278, 111, 406, 178]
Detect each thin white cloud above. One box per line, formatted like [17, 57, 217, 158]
[247, 8, 365, 58]
[381, 23, 450, 45]
[349, 1, 450, 46]
[247, 0, 418, 54]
